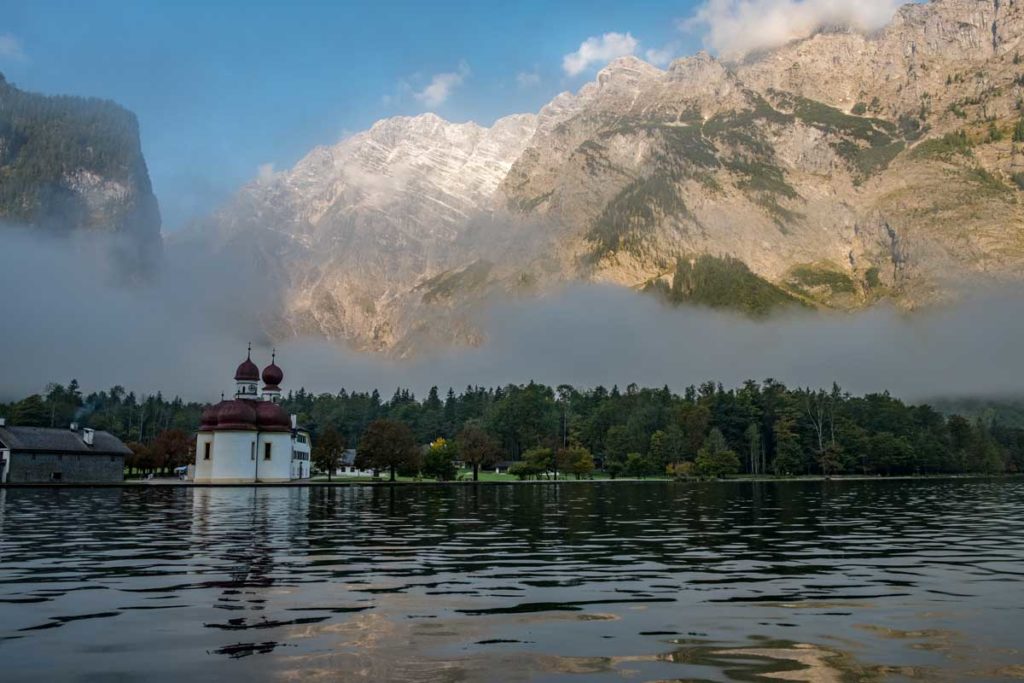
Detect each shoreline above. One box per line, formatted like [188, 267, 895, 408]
[1, 473, 1017, 489]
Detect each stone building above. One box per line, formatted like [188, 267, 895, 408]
[0, 422, 130, 483]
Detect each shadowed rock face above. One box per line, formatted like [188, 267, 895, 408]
[0, 74, 162, 270]
[197, 0, 1024, 354]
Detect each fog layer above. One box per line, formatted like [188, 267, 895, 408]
[1, 229, 1021, 403]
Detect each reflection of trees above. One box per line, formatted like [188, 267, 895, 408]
[259, 481, 969, 599]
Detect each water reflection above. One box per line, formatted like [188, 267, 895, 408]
[0, 480, 1022, 681]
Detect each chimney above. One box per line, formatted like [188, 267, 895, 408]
[83, 428, 95, 446]
[291, 414, 298, 429]
[70, 422, 79, 432]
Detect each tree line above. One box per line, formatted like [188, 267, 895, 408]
[3, 378, 1023, 479]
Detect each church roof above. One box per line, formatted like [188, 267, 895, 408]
[0, 426, 132, 456]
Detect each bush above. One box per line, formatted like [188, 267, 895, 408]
[667, 461, 696, 479]
[508, 461, 543, 481]
[1014, 117, 1024, 143]
[559, 446, 595, 479]
[695, 448, 741, 478]
[694, 428, 741, 478]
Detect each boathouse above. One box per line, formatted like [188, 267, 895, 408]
[0, 421, 130, 483]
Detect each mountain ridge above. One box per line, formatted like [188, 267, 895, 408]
[193, 0, 1024, 354]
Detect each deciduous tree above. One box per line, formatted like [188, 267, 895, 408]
[357, 419, 419, 481]
[312, 427, 346, 481]
[423, 437, 457, 481]
[456, 423, 500, 481]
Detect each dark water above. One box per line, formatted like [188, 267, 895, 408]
[1, 480, 1023, 682]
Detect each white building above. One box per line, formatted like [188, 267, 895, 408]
[193, 348, 311, 484]
[332, 449, 375, 478]
[291, 427, 311, 480]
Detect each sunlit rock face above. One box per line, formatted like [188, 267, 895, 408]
[197, 0, 1024, 354]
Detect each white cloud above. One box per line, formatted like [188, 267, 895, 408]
[0, 33, 26, 61]
[414, 62, 470, 108]
[562, 32, 638, 76]
[645, 43, 680, 67]
[257, 163, 276, 182]
[685, 0, 903, 58]
[516, 70, 541, 88]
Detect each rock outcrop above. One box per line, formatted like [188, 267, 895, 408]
[0, 73, 162, 267]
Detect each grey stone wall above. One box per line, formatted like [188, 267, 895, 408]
[8, 452, 124, 483]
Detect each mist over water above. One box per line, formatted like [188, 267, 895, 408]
[1, 228, 1023, 403]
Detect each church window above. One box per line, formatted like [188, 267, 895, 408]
[264, 443, 272, 460]
[204, 442, 211, 460]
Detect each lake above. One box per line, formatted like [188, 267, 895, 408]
[1, 480, 1022, 682]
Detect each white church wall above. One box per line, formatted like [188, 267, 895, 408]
[259, 432, 293, 482]
[205, 431, 257, 483]
[194, 433, 214, 482]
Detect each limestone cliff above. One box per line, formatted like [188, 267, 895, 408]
[198, 0, 1024, 353]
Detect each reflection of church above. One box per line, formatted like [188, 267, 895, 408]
[193, 347, 311, 483]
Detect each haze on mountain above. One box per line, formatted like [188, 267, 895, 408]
[4, 0, 1024, 404]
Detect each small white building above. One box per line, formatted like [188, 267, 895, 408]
[291, 427, 311, 480]
[331, 448, 375, 478]
[193, 348, 311, 484]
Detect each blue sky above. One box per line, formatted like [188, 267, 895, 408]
[0, 0, 705, 230]
[0, 0, 908, 231]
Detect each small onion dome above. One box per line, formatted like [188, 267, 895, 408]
[262, 361, 283, 388]
[255, 401, 291, 432]
[216, 400, 258, 430]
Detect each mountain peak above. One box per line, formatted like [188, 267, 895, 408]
[666, 50, 729, 81]
[596, 55, 662, 82]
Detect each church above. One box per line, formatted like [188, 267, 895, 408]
[193, 347, 311, 483]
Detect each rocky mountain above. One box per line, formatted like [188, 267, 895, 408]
[0, 73, 161, 265]
[196, 112, 544, 351]
[197, 0, 1024, 354]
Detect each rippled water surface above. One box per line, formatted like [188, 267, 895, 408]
[1, 480, 1023, 682]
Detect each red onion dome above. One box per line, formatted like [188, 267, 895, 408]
[235, 356, 260, 382]
[216, 400, 258, 430]
[261, 362, 283, 388]
[255, 401, 291, 432]
[199, 403, 221, 430]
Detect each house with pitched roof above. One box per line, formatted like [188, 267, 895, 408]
[0, 420, 130, 483]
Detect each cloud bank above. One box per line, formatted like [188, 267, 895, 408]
[686, 0, 903, 58]
[563, 33, 638, 76]
[516, 70, 541, 88]
[0, 33, 25, 61]
[414, 62, 470, 108]
[2, 229, 1024, 406]
[645, 44, 681, 67]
